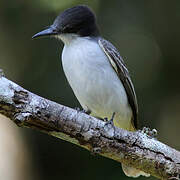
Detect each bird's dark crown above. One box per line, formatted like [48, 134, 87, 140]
[51, 5, 99, 37]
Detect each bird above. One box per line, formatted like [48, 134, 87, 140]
[32, 5, 150, 178]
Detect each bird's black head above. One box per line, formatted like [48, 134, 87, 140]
[32, 5, 99, 39]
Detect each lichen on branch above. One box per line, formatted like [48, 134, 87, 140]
[0, 74, 179, 179]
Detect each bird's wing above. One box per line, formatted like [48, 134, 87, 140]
[98, 38, 138, 129]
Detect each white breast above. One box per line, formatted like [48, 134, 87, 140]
[61, 35, 132, 130]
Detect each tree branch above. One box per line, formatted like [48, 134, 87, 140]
[0, 72, 179, 179]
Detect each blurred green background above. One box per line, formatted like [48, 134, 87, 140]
[0, 0, 180, 180]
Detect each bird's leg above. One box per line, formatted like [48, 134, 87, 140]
[140, 127, 158, 139]
[75, 107, 91, 115]
[104, 112, 116, 126]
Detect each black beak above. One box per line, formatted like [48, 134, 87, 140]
[32, 27, 58, 39]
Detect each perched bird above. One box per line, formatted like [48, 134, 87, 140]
[32, 5, 150, 178]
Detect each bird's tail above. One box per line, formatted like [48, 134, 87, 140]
[122, 164, 150, 178]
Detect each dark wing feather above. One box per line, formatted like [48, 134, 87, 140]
[99, 38, 138, 129]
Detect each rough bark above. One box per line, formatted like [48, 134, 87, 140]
[0, 72, 179, 179]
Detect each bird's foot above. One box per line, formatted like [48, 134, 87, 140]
[75, 107, 91, 115]
[140, 127, 158, 139]
[103, 112, 116, 137]
[104, 112, 116, 126]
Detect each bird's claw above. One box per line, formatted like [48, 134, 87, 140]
[104, 112, 115, 126]
[75, 107, 91, 115]
[140, 127, 158, 139]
